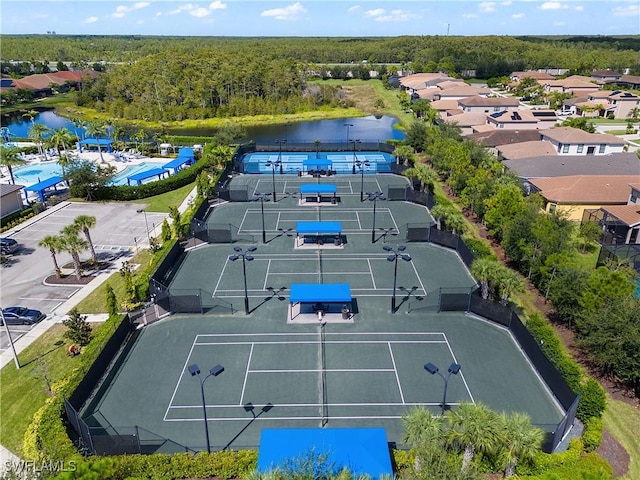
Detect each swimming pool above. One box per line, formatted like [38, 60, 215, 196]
[11, 161, 165, 187]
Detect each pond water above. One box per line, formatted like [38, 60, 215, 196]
[2, 110, 403, 144]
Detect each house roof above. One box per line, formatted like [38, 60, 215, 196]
[542, 76, 599, 90]
[629, 183, 640, 191]
[415, 89, 440, 100]
[503, 152, 640, 179]
[443, 112, 488, 127]
[487, 110, 538, 125]
[541, 127, 625, 146]
[458, 96, 520, 107]
[511, 71, 556, 81]
[467, 129, 543, 147]
[497, 141, 558, 160]
[601, 205, 640, 227]
[528, 175, 638, 204]
[0, 183, 25, 196]
[437, 85, 491, 98]
[429, 99, 460, 111]
[400, 73, 452, 90]
[434, 79, 465, 89]
[591, 69, 622, 78]
[5, 69, 99, 91]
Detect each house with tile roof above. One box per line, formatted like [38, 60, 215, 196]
[433, 85, 491, 101]
[497, 140, 558, 161]
[510, 71, 557, 82]
[541, 75, 600, 94]
[466, 130, 543, 155]
[1, 69, 100, 97]
[541, 127, 626, 155]
[486, 110, 540, 130]
[442, 112, 488, 135]
[590, 70, 623, 84]
[457, 96, 520, 114]
[562, 90, 640, 119]
[503, 152, 640, 179]
[528, 175, 638, 221]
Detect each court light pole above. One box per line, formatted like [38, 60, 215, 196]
[229, 246, 257, 314]
[424, 362, 461, 414]
[344, 123, 354, 145]
[367, 191, 386, 243]
[355, 159, 370, 201]
[188, 363, 224, 453]
[383, 244, 411, 313]
[265, 159, 281, 201]
[137, 208, 151, 246]
[275, 139, 286, 174]
[0, 308, 20, 369]
[350, 139, 361, 174]
[253, 192, 271, 243]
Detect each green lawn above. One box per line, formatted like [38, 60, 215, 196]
[133, 182, 196, 212]
[603, 397, 640, 480]
[0, 324, 75, 455]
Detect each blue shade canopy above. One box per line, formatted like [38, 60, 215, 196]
[290, 283, 351, 303]
[300, 184, 336, 194]
[162, 157, 192, 170]
[127, 168, 167, 184]
[302, 159, 332, 167]
[24, 176, 64, 192]
[257, 428, 392, 479]
[296, 221, 341, 235]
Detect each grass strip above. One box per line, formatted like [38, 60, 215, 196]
[602, 397, 640, 480]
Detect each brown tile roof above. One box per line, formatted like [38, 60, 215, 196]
[511, 71, 556, 80]
[437, 85, 491, 98]
[470, 124, 495, 133]
[529, 175, 638, 204]
[601, 205, 640, 227]
[543, 78, 600, 89]
[415, 89, 440, 100]
[443, 112, 488, 127]
[504, 152, 640, 179]
[5, 69, 99, 91]
[429, 99, 459, 111]
[458, 96, 519, 107]
[497, 141, 558, 160]
[541, 127, 625, 146]
[467, 129, 543, 147]
[400, 73, 452, 89]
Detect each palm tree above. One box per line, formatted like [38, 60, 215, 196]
[38, 235, 64, 278]
[28, 123, 51, 161]
[85, 121, 107, 163]
[403, 406, 445, 451]
[495, 266, 526, 306]
[470, 257, 500, 300]
[498, 412, 544, 477]
[60, 225, 88, 280]
[22, 109, 38, 125]
[446, 403, 501, 471]
[70, 117, 87, 142]
[0, 147, 27, 185]
[430, 203, 456, 231]
[404, 162, 438, 192]
[73, 215, 98, 264]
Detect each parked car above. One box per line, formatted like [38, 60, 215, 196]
[0, 237, 19, 255]
[1, 307, 46, 325]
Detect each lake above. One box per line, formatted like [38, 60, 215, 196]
[1, 110, 404, 143]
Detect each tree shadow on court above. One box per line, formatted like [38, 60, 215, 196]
[223, 402, 273, 450]
[249, 286, 287, 314]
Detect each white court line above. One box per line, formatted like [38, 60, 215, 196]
[237, 208, 250, 235]
[195, 332, 447, 338]
[444, 333, 476, 404]
[276, 211, 282, 231]
[249, 368, 395, 373]
[388, 342, 405, 404]
[195, 340, 447, 346]
[367, 258, 376, 289]
[164, 337, 199, 421]
[240, 343, 254, 406]
[409, 260, 428, 295]
[355, 211, 362, 229]
[211, 257, 231, 297]
[263, 259, 272, 290]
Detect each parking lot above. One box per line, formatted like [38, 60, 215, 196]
[1, 201, 167, 351]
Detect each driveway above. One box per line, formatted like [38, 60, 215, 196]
[1, 201, 167, 350]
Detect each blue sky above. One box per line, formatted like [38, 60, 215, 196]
[1, 1, 639, 37]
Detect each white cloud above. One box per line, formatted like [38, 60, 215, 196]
[613, 5, 639, 17]
[553, 21, 566, 26]
[348, 5, 360, 13]
[501, 1, 512, 6]
[478, 2, 497, 13]
[261, 2, 307, 21]
[574, 6, 583, 12]
[512, 13, 525, 19]
[167, 4, 196, 16]
[540, 2, 568, 10]
[463, 13, 479, 19]
[209, 1, 226, 11]
[374, 9, 416, 22]
[190, 7, 211, 18]
[111, 2, 150, 19]
[364, 8, 386, 18]
[83, 16, 98, 24]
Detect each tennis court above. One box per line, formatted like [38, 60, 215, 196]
[81, 173, 567, 452]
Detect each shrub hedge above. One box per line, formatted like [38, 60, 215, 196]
[0, 204, 43, 232]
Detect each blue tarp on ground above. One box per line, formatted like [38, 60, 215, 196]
[127, 167, 167, 185]
[162, 156, 192, 172]
[300, 184, 336, 195]
[296, 221, 342, 235]
[78, 138, 113, 152]
[257, 428, 392, 479]
[24, 176, 65, 202]
[290, 283, 351, 303]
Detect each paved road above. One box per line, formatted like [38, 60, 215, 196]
[0, 201, 167, 351]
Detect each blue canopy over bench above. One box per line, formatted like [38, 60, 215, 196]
[289, 283, 352, 319]
[299, 183, 338, 203]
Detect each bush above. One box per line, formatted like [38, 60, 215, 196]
[463, 237, 497, 260]
[582, 417, 604, 453]
[577, 378, 607, 420]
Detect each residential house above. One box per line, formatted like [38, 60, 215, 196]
[399, 73, 454, 95]
[486, 110, 539, 130]
[466, 129, 543, 156]
[530, 110, 559, 128]
[429, 99, 461, 119]
[541, 127, 626, 155]
[528, 175, 638, 221]
[496, 140, 557, 161]
[442, 112, 488, 135]
[598, 204, 640, 245]
[562, 90, 640, 119]
[607, 74, 640, 91]
[1, 69, 100, 97]
[590, 69, 623, 84]
[510, 71, 556, 82]
[433, 85, 491, 101]
[0, 183, 25, 218]
[541, 75, 600, 94]
[457, 96, 520, 114]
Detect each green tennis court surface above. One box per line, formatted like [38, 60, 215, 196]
[83, 174, 566, 451]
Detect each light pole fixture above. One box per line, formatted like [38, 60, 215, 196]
[137, 208, 151, 246]
[350, 139, 361, 174]
[253, 192, 271, 243]
[424, 362, 461, 414]
[383, 244, 411, 313]
[189, 363, 224, 453]
[229, 246, 257, 314]
[265, 159, 282, 201]
[275, 139, 286, 174]
[344, 123, 354, 145]
[367, 191, 386, 243]
[355, 158, 370, 201]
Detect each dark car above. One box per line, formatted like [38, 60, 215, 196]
[0, 237, 19, 255]
[1, 307, 46, 325]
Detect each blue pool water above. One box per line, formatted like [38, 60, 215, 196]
[242, 151, 395, 174]
[11, 161, 165, 186]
